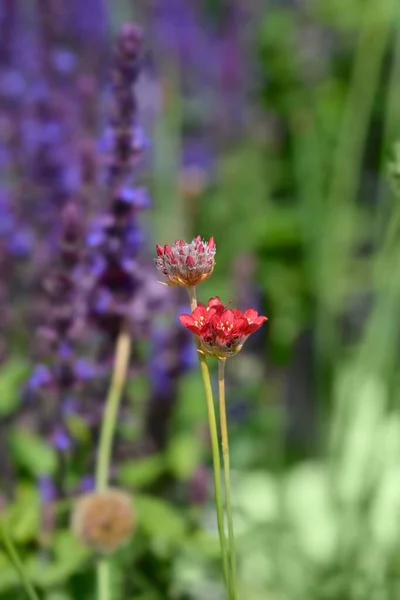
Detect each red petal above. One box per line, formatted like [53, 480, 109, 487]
[164, 244, 172, 256]
[208, 297, 225, 313]
[256, 316, 268, 325]
[179, 314, 194, 326]
[179, 314, 201, 335]
[233, 318, 248, 335]
[195, 302, 207, 313]
[242, 323, 260, 334]
[156, 244, 164, 256]
[192, 305, 207, 319]
[208, 236, 215, 250]
[195, 235, 202, 242]
[243, 308, 259, 321]
[223, 309, 234, 325]
[242, 316, 267, 335]
[186, 255, 195, 267]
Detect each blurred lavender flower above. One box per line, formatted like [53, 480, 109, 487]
[50, 425, 72, 451]
[38, 475, 57, 505]
[0, 191, 33, 258]
[78, 474, 95, 493]
[0, 0, 17, 65]
[27, 202, 92, 477]
[38, 475, 57, 544]
[88, 23, 169, 344]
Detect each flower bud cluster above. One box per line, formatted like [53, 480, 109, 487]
[155, 236, 215, 287]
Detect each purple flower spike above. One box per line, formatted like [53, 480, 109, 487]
[79, 474, 95, 493]
[38, 476, 57, 504]
[49, 426, 71, 452]
[28, 364, 53, 391]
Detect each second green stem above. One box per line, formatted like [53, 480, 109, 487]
[218, 359, 238, 599]
[188, 287, 231, 597]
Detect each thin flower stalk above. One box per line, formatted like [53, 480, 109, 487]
[218, 358, 238, 600]
[187, 286, 231, 598]
[0, 520, 40, 600]
[95, 320, 131, 600]
[95, 322, 131, 491]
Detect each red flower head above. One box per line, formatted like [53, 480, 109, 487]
[154, 236, 216, 287]
[179, 298, 267, 359]
[179, 296, 225, 335]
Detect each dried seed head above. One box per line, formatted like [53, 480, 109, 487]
[71, 488, 135, 554]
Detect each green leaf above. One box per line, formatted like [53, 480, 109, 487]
[0, 358, 29, 416]
[180, 529, 221, 559]
[0, 551, 20, 591]
[176, 371, 208, 426]
[45, 592, 73, 600]
[3, 483, 40, 543]
[135, 494, 186, 542]
[284, 462, 339, 564]
[167, 432, 203, 480]
[117, 454, 165, 489]
[234, 472, 279, 525]
[28, 531, 90, 588]
[10, 429, 58, 476]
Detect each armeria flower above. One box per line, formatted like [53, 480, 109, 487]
[155, 236, 216, 287]
[179, 298, 267, 359]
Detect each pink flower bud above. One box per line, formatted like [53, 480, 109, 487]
[154, 236, 216, 287]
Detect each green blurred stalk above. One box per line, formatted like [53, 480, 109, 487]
[95, 322, 132, 600]
[315, 0, 396, 383]
[187, 286, 231, 598]
[375, 24, 400, 238]
[217, 359, 238, 600]
[0, 520, 40, 600]
[355, 197, 400, 375]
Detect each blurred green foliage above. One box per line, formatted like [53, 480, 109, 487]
[3, 0, 400, 598]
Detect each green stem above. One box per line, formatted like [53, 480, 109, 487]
[96, 323, 132, 489]
[97, 559, 111, 600]
[95, 321, 132, 600]
[0, 519, 40, 600]
[187, 286, 231, 598]
[218, 359, 238, 600]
